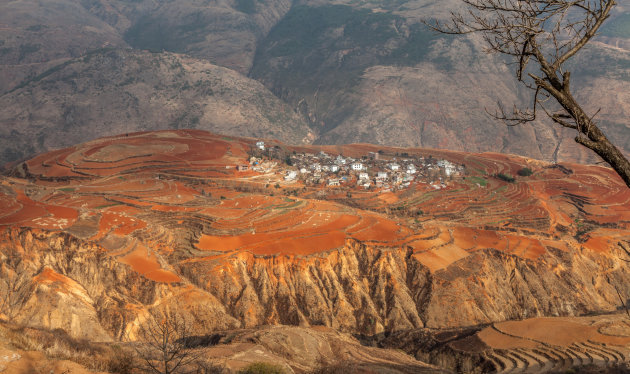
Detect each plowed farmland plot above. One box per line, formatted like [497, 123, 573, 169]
[3, 129, 630, 294]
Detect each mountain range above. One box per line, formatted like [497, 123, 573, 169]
[1, 0, 630, 166]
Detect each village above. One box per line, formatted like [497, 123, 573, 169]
[243, 141, 465, 193]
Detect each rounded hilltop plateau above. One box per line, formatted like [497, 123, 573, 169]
[0, 129, 629, 373]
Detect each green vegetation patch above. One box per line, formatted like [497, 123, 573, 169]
[238, 362, 285, 374]
[496, 173, 515, 183]
[467, 176, 487, 187]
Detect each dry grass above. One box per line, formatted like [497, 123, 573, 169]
[0, 323, 137, 373]
[0, 322, 229, 373]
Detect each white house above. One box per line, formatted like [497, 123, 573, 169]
[406, 164, 417, 174]
[285, 170, 298, 181]
[256, 141, 265, 150]
[328, 178, 340, 186]
[335, 155, 347, 165]
[329, 164, 339, 172]
[358, 172, 369, 180]
[437, 159, 454, 168]
[389, 163, 400, 171]
[444, 165, 457, 177]
[351, 162, 364, 171]
[311, 163, 322, 172]
[300, 167, 309, 174]
[377, 171, 388, 180]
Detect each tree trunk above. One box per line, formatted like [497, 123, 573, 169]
[575, 128, 630, 188]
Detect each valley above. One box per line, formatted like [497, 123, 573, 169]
[0, 130, 628, 372]
[2, 1, 630, 371]
[1, 0, 630, 166]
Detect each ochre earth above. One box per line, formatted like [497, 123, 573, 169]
[0, 130, 628, 349]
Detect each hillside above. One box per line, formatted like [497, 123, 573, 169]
[250, 1, 630, 164]
[1, 0, 630, 167]
[1, 130, 629, 372]
[0, 49, 312, 166]
[0, 0, 290, 91]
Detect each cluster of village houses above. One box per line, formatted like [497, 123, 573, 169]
[244, 141, 464, 192]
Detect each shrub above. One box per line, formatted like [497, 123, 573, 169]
[517, 167, 533, 176]
[107, 346, 136, 374]
[238, 362, 285, 374]
[496, 173, 515, 183]
[3, 324, 115, 372]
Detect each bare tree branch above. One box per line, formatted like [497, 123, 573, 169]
[427, 0, 630, 187]
[132, 310, 203, 374]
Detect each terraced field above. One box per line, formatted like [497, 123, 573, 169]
[2, 129, 629, 278]
[0, 130, 629, 371]
[477, 315, 630, 373]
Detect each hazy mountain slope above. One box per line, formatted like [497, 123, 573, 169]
[1, 0, 629, 167]
[81, 0, 293, 74]
[0, 49, 311, 165]
[0, 0, 292, 93]
[0, 0, 127, 93]
[250, 1, 630, 164]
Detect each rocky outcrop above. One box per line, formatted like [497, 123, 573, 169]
[178, 240, 431, 335]
[424, 245, 630, 328]
[2, 227, 629, 341]
[194, 325, 448, 373]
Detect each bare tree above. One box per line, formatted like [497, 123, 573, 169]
[133, 311, 202, 374]
[428, 0, 630, 187]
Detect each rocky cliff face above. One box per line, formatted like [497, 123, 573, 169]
[3, 227, 628, 341]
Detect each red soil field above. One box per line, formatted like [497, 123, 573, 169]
[197, 213, 361, 255]
[477, 326, 539, 349]
[409, 228, 452, 252]
[94, 207, 146, 239]
[118, 243, 180, 283]
[0, 191, 49, 225]
[4, 129, 629, 281]
[0, 191, 21, 219]
[413, 244, 470, 272]
[583, 235, 612, 253]
[0, 190, 77, 229]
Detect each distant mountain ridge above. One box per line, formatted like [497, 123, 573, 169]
[0, 0, 629, 165]
[0, 49, 312, 165]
